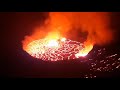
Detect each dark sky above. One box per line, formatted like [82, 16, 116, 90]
[1, 12, 120, 78]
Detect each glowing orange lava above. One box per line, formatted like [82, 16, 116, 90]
[23, 33, 93, 61]
[75, 44, 93, 57]
[23, 30, 93, 61]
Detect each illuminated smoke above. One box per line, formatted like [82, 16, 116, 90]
[47, 12, 113, 44]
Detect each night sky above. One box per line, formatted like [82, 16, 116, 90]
[1, 12, 120, 78]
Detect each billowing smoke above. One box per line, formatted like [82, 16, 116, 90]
[22, 12, 113, 57]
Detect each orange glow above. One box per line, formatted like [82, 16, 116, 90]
[44, 31, 61, 48]
[46, 31, 61, 40]
[47, 39, 59, 47]
[75, 44, 93, 57]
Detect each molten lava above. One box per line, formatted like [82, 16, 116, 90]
[23, 34, 93, 61]
[75, 44, 93, 57]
